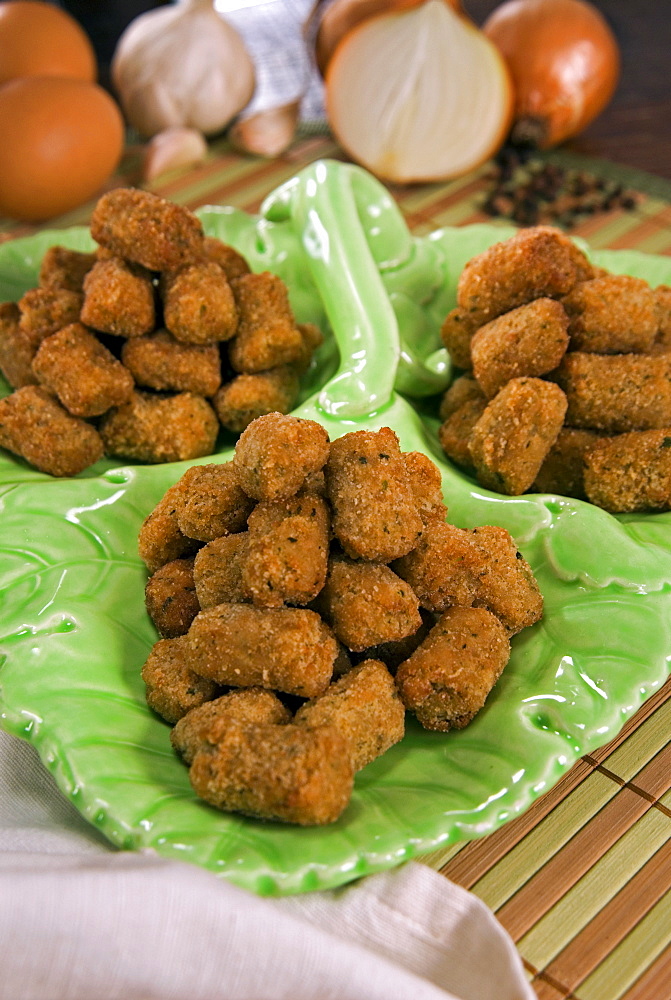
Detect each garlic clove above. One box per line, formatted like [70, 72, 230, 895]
[229, 103, 300, 158]
[142, 127, 209, 182]
[325, 0, 513, 184]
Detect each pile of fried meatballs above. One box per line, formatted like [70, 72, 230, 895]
[0, 188, 321, 476]
[140, 412, 544, 826]
[439, 225, 671, 513]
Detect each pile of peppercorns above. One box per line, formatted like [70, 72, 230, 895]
[481, 144, 639, 229]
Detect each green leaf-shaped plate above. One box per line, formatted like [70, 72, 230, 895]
[1, 160, 670, 895]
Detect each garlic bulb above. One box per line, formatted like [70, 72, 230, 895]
[111, 0, 256, 139]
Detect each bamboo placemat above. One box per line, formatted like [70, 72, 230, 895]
[2, 131, 669, 1000]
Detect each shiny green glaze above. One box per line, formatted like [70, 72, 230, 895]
[0, 160, 670, 895]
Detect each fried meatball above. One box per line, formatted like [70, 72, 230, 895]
[90, 187, 205, 271]
[145, 556, 200, 638]
[233, 412, 330, 501]
[32, 323, 135, 418]
[185, 603, 337, 698]
[470, 297, 570, 399]
[0, 385, 103, 477]
[295, 659, 405, 771]
[171, 687, 291, 764]
[468, 377, 568, 494]
[189, 721, 353, 826]
[141, 635, 218, 724]
[395, 606, 510, 731]
[325, 426, 423, 562]
[100, 390, 219, 464]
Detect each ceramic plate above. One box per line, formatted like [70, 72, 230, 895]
[1, 160, 670, 895]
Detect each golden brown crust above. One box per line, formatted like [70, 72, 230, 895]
[584, 429, 671, 512]
[395, 606, 510, 731]
[325, 426, 423, 562]
[121, 330, 221, 396]
[315, 555, 422, 652]
[100, 391, 219, 463]
[81, 258, 155, 338]
[468, 377, 568, 495]
[233, 412, 330, 501]
[470, 297, 569, 399]
[145, 556, 200, 639]
[171, 687, 291, 764]
[185, 603, 337, 698]
[90, 188, 205, 272]
[141, 635, 218, 724]
[0, 385, 103, 477]
[188, 722, 353, 826]
[295, 659, 405, 771]
[553, 352, 671, 433]
[32, 323, 135, 418]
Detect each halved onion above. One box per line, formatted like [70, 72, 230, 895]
[324, 0, 513, 184]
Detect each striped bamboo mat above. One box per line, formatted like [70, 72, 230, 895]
[3, 131, 670, 1000]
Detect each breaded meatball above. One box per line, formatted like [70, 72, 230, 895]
[80, 258, 155, 338]
[392, 520, 484, 613]
[295, 659, 405, 771]
[532, 427, 606, 499]
[395, 606, 510, 731]
[562, 274, 658, 354]
[0, 385, 103, 477]
[233, 412, 330, 501]
[185, 603, 337, 698]
[212, 367, 300, 433]
[18, 286, 83, 346]
[468, 377, 568, 494]
[171, 461, 254, 542]
[171, 687, 291, 764]
[553, 352, 671, 433]
[145, 556, 200, 638]
[438, 396, 488, 470]
[90, 188, 205, 271]
[456, 226, 591, 327]
[201, 237, 251, 283]
[162, 261, 238, 344]
[438, 373, 486, 422]
[440, 307, 477, 370]
[193, 533, 250, 609]
[0, 301, 38, 388]
[228, 271, 304, 373]
[325, 426, 423, 562]
[315, 554, 422, 653]
[403, 450, 448, 524]
[32, 323, 135, 418]
[100, 390, 219, 464]
[138, 481, 201, 574]
[121, 330, 221, 397]
[141, 635, 218, 724]
[38, 245, 97, 293]
[470, 297, 570, 398]
[583, 429, 671, 513]
[189, 721, 353, 826]
[242, 494, 330, 608]
[469, 525, 543, 634]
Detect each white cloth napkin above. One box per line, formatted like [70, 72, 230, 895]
[0, 729, 534, 1000]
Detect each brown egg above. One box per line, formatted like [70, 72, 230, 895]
[0, 76, 125, 222]
[0, 0, 96, 86]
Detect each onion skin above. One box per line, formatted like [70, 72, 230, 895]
[484, 0, 620, 149]
[313, 0, 463, 75]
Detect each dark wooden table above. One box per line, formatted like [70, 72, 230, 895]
[468, 0, 671, 179]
